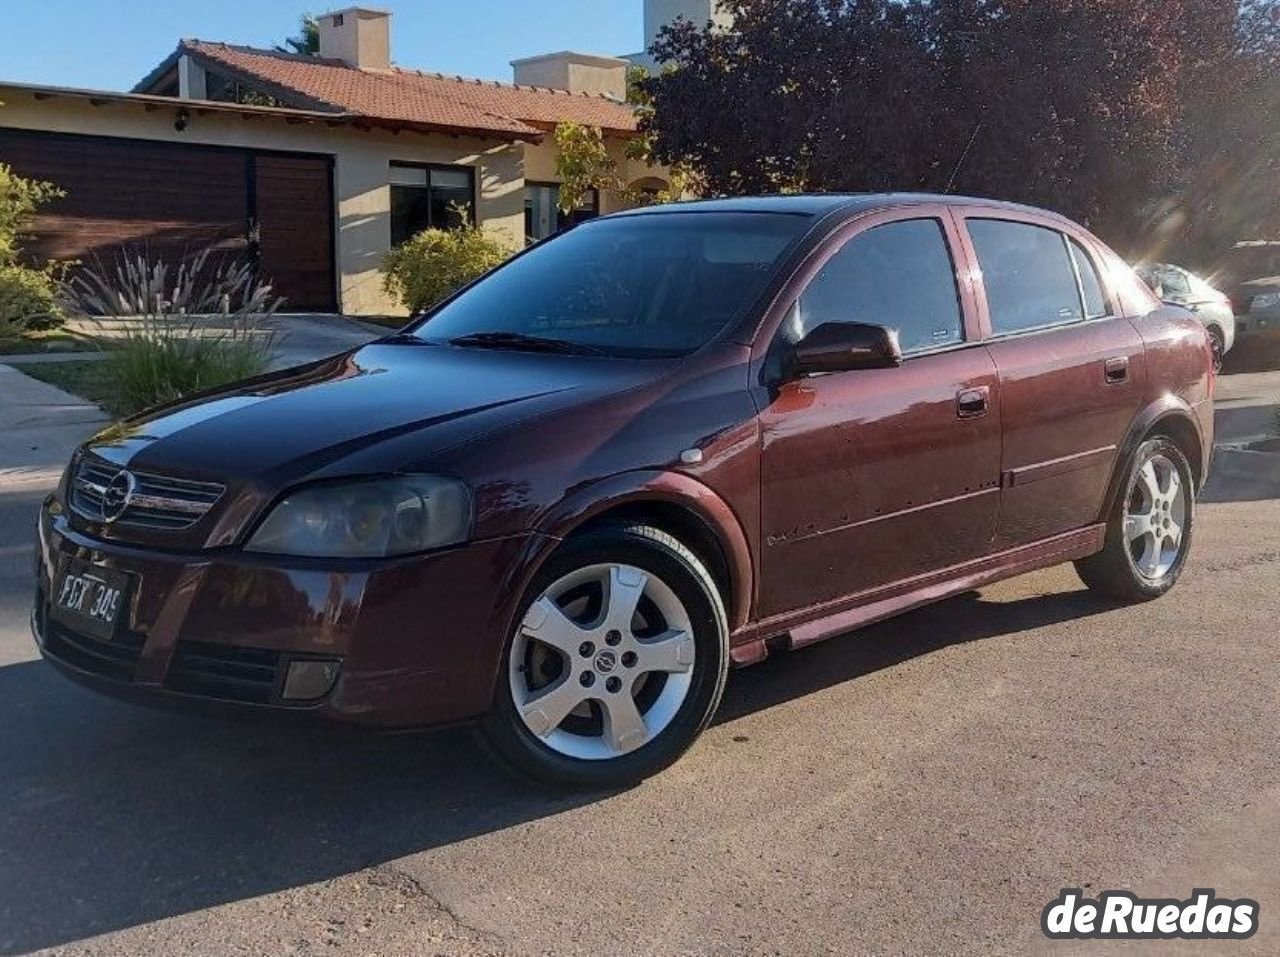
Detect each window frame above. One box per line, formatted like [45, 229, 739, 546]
[951, 208, 1120, 341]
[388, 161, 477, 246]
[759, 206, 984, 365]
[523, 181, 599, 244]
[1066, 235, 1113, 321]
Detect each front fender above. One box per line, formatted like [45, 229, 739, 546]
[518, 470, 755, 631]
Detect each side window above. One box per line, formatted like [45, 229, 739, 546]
[969, 219, 1083, 335]
[788, 218, 964, 354]
[1068, 238, 1109, 319]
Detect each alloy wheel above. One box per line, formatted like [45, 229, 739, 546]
[1124, 452, 1187, 580]
[508, 563, 696, 760]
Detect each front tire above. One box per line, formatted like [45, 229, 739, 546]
[480, 524, 729, 788]
[1075, 437, 1195, 601]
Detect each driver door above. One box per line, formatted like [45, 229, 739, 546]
[756, 210, 1002, 620]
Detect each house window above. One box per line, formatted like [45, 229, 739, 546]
[390, 164, 475, 245]
[523, 183, 599, 243]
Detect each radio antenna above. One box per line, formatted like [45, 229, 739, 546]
[945, 122, 983, 194]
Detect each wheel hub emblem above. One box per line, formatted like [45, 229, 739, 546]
[101, 470, 136, 523]
[594, 649, 618, 673]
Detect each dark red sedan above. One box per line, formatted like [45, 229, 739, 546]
[34, 195, 1214, 786]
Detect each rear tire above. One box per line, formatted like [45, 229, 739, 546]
[479, 524, 729, 789]
[1075, 437, 1195, 602]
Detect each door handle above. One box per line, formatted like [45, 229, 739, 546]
[956, 386, 990, 418]
[1104, 356, 1129, 384]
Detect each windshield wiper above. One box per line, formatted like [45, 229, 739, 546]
[448, 332, 607, 356]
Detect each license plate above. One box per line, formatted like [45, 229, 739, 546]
[51, 559, 131, 641]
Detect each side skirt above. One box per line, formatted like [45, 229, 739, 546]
[728, 524, 1106, 666]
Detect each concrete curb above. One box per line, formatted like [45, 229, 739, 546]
[0, 364, 108, 490]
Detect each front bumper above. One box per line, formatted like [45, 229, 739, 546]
[33, 501, 545, 729]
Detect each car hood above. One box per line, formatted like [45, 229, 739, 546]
[83, 341, 673, 486]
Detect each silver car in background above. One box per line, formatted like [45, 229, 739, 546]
[1136, 263, 1235, 371]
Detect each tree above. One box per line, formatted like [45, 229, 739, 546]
[553, 67, 692, 217]
[276, 13, 319, 56]
[641, 0, 1280, 264]
[554, 121, 691, 215]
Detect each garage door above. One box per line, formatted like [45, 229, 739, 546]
[0, 129, 336, 312]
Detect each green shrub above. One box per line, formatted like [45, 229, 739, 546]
[382, 227, 512, 312]
[0, 163, 66, 333]
[0, 263, 60, 335]
[58, 246, 284, 415]
[101, 316, 275, 414]
[0, 163, 63, 266]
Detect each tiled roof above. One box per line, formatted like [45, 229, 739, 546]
[173, 41, 639, 139]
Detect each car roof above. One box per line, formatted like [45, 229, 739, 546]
[611, 192, 1070, 221]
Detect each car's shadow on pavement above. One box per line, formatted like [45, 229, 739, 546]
[0, 586, 1119, 955]
[718, 585, 1121, 722]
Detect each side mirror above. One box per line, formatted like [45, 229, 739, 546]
[791, 322, 903, 376]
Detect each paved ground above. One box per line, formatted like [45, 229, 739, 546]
[0, 346, 1276, 955]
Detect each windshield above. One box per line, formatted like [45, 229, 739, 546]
[411, 212, 810, 357]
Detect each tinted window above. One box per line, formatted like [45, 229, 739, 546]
[414, 212, 808, 357]
[390, 164, 475, 245]
[1069, 239, 1108, 318]
[969, 220, 1083, 334]
[788, 219, 963, 353]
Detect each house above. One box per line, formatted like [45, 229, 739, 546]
[0, 4, 698, 315]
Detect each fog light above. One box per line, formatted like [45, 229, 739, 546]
[282, 658, 342, 701]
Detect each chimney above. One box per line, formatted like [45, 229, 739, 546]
[511, 52, 629, 101]
[317, 7, 391, 71]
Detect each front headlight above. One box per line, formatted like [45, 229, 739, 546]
[1253, 292, 1280, 311]
[245, 475, 472, 558]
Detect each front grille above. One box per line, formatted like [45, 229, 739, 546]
[71, 454, 224, 530]
[166, 640, 283, 704]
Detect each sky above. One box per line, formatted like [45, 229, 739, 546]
[0, 1, 644, 92]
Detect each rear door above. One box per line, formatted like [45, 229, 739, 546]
[952, 210, 1145, 548]
[755, 209, 1002, 619]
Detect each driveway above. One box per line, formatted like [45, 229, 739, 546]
[0, 362, 1277, 956]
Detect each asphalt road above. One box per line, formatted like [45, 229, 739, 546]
[0, 359, 1277, 956]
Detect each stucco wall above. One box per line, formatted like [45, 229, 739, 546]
[0, 90, 524, 315]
